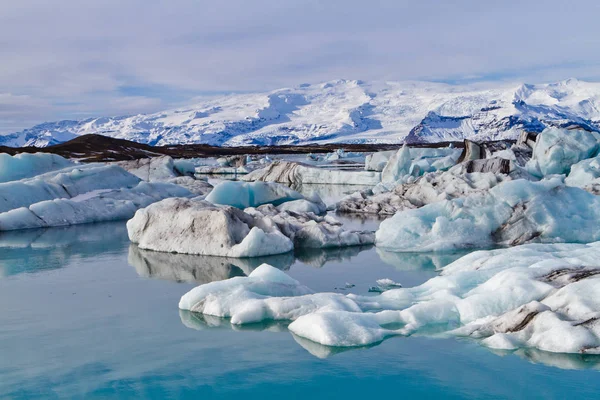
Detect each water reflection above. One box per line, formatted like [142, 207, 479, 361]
[129, 245, 294, 284]
[294, 245, 373, 268]
[376, 248, 470, 271]
[491, 347, 600, 371]
[0, 222, 128, 278]
[180, 310, 290, 332]
[180, 309, 600, 370]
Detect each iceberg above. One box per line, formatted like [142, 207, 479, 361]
[205, 180, 322, 210]
[527, 128, 600, 177]
[117, 156, 195, 181]
[564, 155, 600, 194]
[127, 198, 374, 256]
[117, 156, 212, 195]
[337, 165, 508, 215]
[375, 177, 600, 252]
[180, 242, 600, 355]
[0, 164, 192, 231]
[365, 148, 461, 172]
[242, 161, 381, 187]
[0, 152, 73, 183]
[0, 164, 141, 213]
[381, 145, 412, 183]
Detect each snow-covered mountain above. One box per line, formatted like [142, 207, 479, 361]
[2, 78, 600, 148]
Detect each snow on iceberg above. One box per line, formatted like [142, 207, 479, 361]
[127, 198, 374, 257]
[526, 128, 600, 177]
[180, 243, 600, 355]
[0, 152, 73, 183]
[376, 177, 600, 252]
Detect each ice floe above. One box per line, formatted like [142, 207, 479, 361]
[127, 198, 374, 256]
[205, 180, 324, 211]
[117, 156, 213, 195]
[179, 242, 600, 355]
[337, 165, 509, 215]
[242, 161, 381, 187]
[375, 177, 600, 252]
[0, 164, 192, 231]
[0, 152, 73, 183]
[527, 128, 600, 177]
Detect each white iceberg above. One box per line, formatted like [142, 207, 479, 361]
[365, 147, 461, 173]
[242, 161, 381, 186]
[180, 243, 600, 355]
[0, 152, 73, 183]
[526, 128, 600, 177]
[117, 156, 212, 195]
[376, 177, 600, 252]
[127, 198, 374, 256]
[337, 165, 508, 215]
[0, 164, 141, 213]
[0, 164, 192, 231]
[381, 146, 412, 183]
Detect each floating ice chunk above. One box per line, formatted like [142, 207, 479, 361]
[205, 181, 305, 209]
[243, 161, 381, 186]
[0, 153, 73, 183]
[117, 156, 213, 195]
[376, 177, 600, 252]
[526, 128, 600, 177]
[381, 145, 411, 183]
[127, 198, 374, 256]
[0, 165, 142, 213]
[368, 278, 403, 293]
[337, 165, 508, 215]
[0, 181, 191, 231]
[180, 242, 600, 355]
[117, 156, 194, 182]
[179, 264, 361, 325]
[127, 198, 294, 257]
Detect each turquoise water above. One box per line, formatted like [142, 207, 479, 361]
[1, 221, 599, 399]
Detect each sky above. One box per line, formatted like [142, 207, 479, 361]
[2, 0, 600, 134]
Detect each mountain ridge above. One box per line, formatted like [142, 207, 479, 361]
[2, 78, 599, 148]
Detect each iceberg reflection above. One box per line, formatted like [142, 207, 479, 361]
[129, 245, 294, 284]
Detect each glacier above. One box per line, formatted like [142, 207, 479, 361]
[3, 78, 600, 147]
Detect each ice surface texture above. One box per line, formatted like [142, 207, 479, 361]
[243, 161, 381, 187]
[0, 153, 73, 183]
[0, 164, 192, 231]
[375, 177, 600, 252]
[180, 243, 600, 354]
[127, 198, 374, 257]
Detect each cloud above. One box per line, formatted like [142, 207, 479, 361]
[2, 0, 600, 133]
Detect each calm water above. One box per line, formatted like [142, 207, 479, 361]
[1, 220, 600, 399]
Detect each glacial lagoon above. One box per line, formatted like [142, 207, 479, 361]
[1, 218, 599, 399]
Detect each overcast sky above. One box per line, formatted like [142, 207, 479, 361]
[2, 0, 600, 134]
